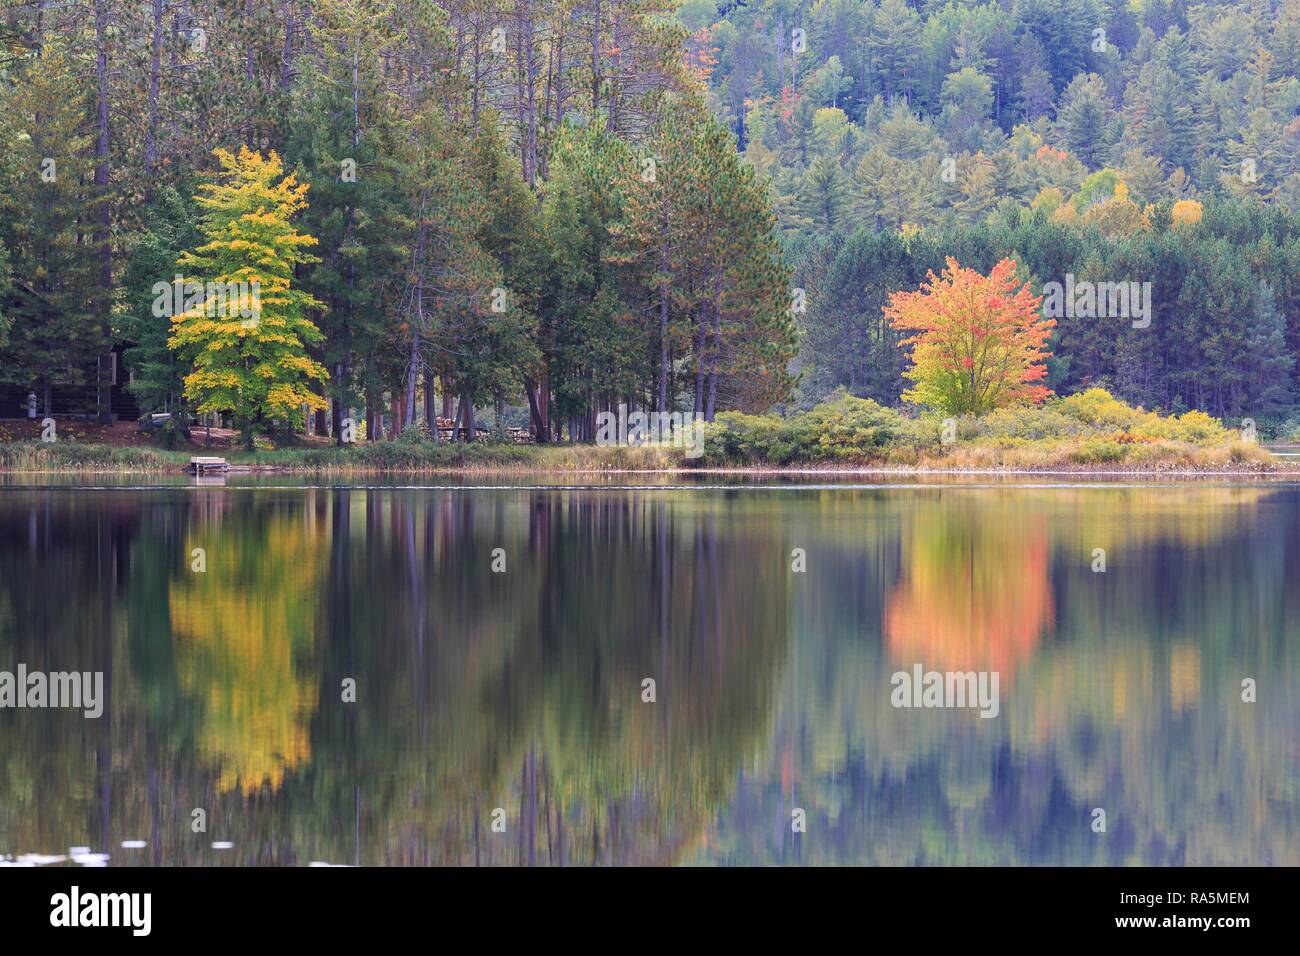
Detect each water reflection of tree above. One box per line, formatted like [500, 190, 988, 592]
[0, 491, 133, 857]
[168, 498, 324, 795]
[4, 486, 1299, 867]
[700, 487, 1300, 866]
[284, 490, 790, 865]
[885, 493, 1054, 677]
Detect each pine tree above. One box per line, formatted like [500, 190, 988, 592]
[1242, 279, 1294, 415]
[869, 0, 923, 102]
[119, 186, 202, 423]
[1122, 60, 1195, 173]
[796, 154, 851, 235]
[285, 0, 412, 443]
[1054, 74, 1118, 169]
[0, 48, 99, 413]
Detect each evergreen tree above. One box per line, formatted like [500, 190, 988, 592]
[796, 154, 852, 235]
[119, 186, 202, 421]
[0, 48, 99, 413]
[1122, 60, 1195, 172]
[1054, 74, 1118, 169]
[284, 0, 411, 442]
[1242, 279, 1294, 416]
[869, 0, 923, 102]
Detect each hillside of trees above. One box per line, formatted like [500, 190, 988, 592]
[2, 0, 1299, 449]
[693, 0, 1300, 423]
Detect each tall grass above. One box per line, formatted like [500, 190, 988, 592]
[0, 438, 685, 473]
[0, 441, 186, 472]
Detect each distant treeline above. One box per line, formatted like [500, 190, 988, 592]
[793, 199, 1298, 420]
[692, 0, 1300, 419]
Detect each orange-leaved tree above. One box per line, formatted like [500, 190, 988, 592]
[884, 257, 1054, 415]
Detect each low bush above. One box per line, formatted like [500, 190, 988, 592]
[704, 395, 906, 465]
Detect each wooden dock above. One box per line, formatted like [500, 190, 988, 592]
[189, 456, 229, 475]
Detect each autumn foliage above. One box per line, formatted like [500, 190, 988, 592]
[885, 257, 1054, 415]
[886, 502, 1053, 678]
[168, 147, 328, 447]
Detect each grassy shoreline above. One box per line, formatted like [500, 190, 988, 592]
[3, 390, 1296, 477]
[1, 437, 1295, 477]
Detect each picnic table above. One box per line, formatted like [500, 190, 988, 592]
[431, 418, 533, 443]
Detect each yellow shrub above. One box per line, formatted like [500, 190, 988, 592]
[1058, 387, 1143, 428]
[1171, 199, 1203, 228]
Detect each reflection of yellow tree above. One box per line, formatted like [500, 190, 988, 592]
[170, 512, 324, 794]
[886, 499, 1053, 677]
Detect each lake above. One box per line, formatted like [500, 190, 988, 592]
[1, 479, 1297, 866]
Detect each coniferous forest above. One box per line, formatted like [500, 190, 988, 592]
[1, 0, 1299, 456]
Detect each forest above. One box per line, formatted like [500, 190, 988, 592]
[0, 0, 794, 449]
[700, 0, 1300, 425]
[1, 0, 1299, 453]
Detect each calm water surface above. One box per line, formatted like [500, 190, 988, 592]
[1, 480, 1298, 865]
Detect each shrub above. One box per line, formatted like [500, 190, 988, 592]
[703, 412, 787, 465]
[396, 421, 433, 445]
[704, 396, 906, 465]
[1068, 437, 1126, 464]
[968, 404, 1091, 441]
[1058, 387, 1143, 429]
[800, 395, 906, 458]
[1165, 409, 1230, 444]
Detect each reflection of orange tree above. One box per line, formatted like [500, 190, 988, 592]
[885, 496, 1053, 677]
[170, 512, 324, 794]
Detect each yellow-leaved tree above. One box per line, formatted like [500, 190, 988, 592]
[169, 147, 328, 448]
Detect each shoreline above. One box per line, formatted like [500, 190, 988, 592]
[3, 434, 1296, 480]
[3, 462, 1297, 480]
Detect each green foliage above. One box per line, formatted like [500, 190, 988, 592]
[1068, 437, 1128, 464]
[396, 421, 433, 445]
[119, 186, 202, 416]
[704, 395, 907, 465]
[1059, 387, 1233, 443]
[796, 201, 1300, 420]
[2, 0, 1299, 452]
[0, 47, 99, 401]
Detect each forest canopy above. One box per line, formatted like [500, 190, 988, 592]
[1, 0, 1298, 447]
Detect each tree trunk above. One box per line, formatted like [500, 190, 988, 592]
[706, 286, 721, 422]
[693, 315, 706, 417]
[461, 390, 477, 442]
[424, 372, 439, 441]
[331, 361, 344, 446]
[245, 0, 257, 147]
[143, 0, 163, 182]
[93, 0, 113, 425]
[525, 380, 547, 443]
[657, 207, 670, 412]
[404, 332, 419, 428]
[453, 392, 466, 442]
